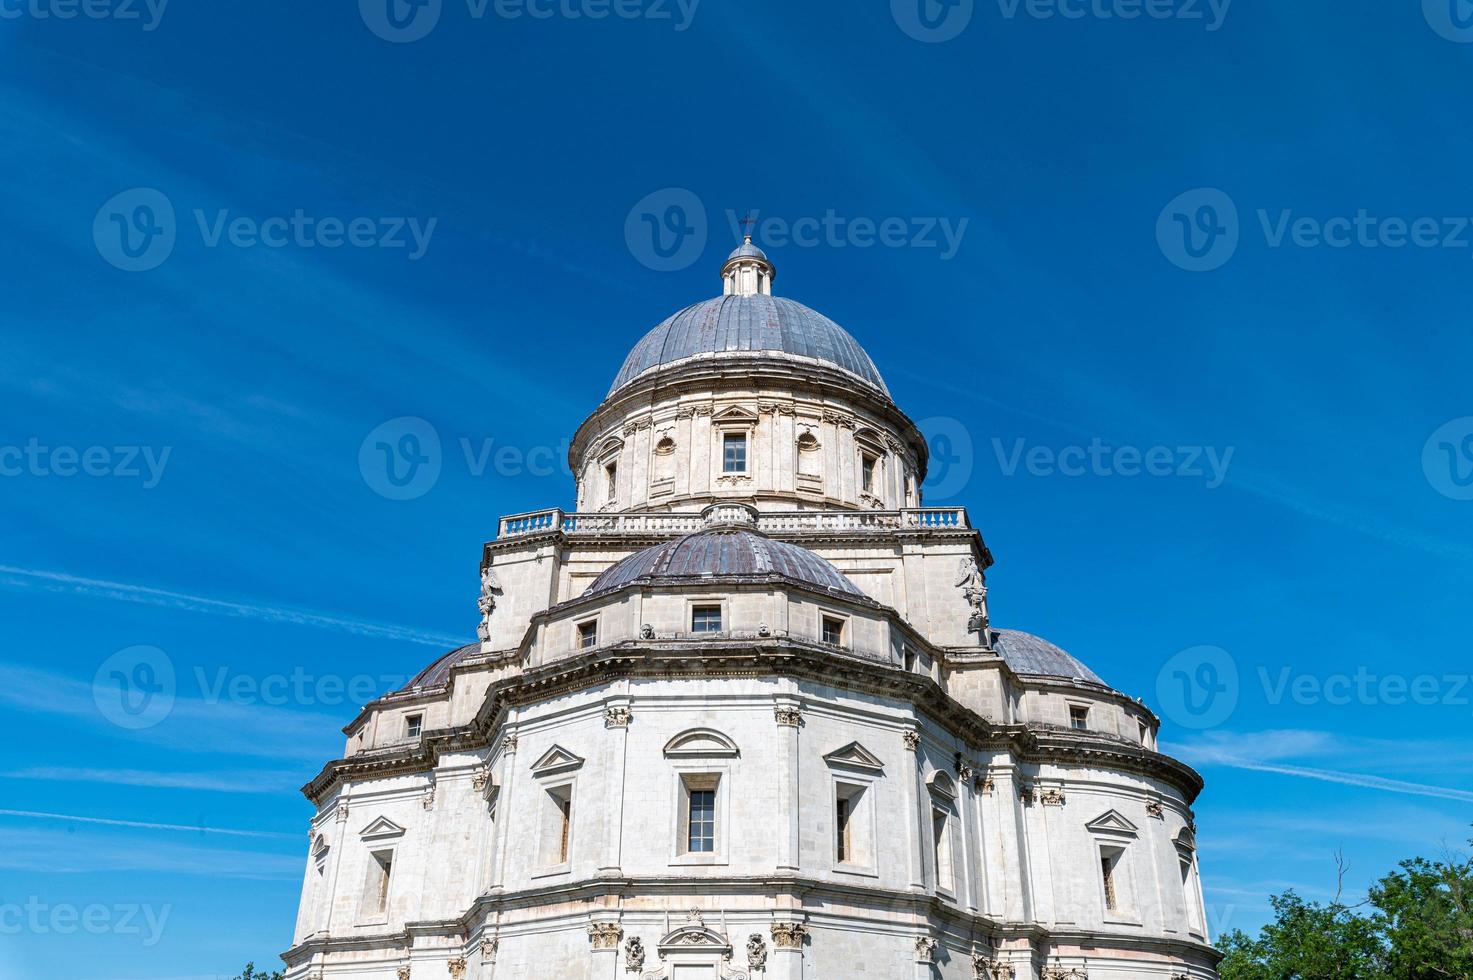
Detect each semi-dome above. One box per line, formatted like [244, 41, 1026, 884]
[991, 628, 1107, 686]
[585, 526, 863, 597]
[608, 293, 890, 397]
[396, 641, 479, 694]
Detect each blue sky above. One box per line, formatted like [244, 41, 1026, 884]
[3, 0, 1473, 976]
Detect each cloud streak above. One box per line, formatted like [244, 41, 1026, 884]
[0, 808, 295, 840]
[0, 563, 466, 647]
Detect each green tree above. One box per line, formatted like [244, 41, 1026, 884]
[1370, 851, 1473, 979]
[1217, 890, 1387, 980]
[231, 963, 283, 980]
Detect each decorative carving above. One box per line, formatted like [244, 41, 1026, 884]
[480, 938, 498, 963]
[770, 922, 806, 950]
[588, 921, 623, 949]
[477, 565, 502, 642]
[956, 556, 989, 635]
[1019, 783, 1036, 804]
[624, 936, 645, 971]
[471, 766, 490, 793]
[902, 729, 921, 751]
[1040, 787, 1067, 807]
[1146, 799, 1165, 819]
[972, 954, 1015, 980]
[1042, 968, 1087, 980]
[757, 622, 771, 637]
[978, 774, 996, 796]
[640, 623, 656, 640]
[774, 705, 802, 728]
[421, 787, 435, 810]
[914, 935, 938, 963]
[397, 966, 411, 980]
[446, 957, 466, 980]
[335, 803, 349, 823]
[501, 733, 518, 753]
[605, 706, 632, 729]
[746, 934, 768, 970]
[823, 410, 855, 428]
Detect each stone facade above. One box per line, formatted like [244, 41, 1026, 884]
[285, 244, 1218, 980]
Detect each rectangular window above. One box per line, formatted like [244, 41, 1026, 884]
[722, 433, 747, 473]
[539, 785, 574, 867]
[691, 605, 722, 633]
[1070, 705, 1089, 731]
[932, 807, 953, 892]
[1181, 857, 1202, 932]
[835, 796, 852, 863]
[687, 789, 715, 852]
[605, 460, 618, 501]
[821, 615, 845, 646]
[577, 620, 598, 649]
[1102, 851, 1120, 911]
[405, 714, 423, 739]
[361, 849, 393, 917]
[861, 452, 877, 493]
[1139, 720, 1150, 745]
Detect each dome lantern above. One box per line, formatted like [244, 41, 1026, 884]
[721, 235, 775, 297]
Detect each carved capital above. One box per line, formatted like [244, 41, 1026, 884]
[914, 936, 938, 963]
[605, 706, 632, 729]
[471, 766, 490, 793]
[1146, 799, 1165, 819]
[978, 774, 996, 796]
[770, 922, 807, 950]
[1040, 787, 1067, 807]
[902, 729, 921, 751]
[972, 955, 1015, 980]
[588, 922, 622, 950]
[446, 957, 466, 980]
[480, 938, 498, 963]
[774, 705, 803, 728]
[397, 967, 411, 980]
[334, 803, 349, 823]
[502, 733, 518, 753]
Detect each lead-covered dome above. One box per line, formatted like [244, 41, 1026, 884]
[991, 628, 1108, 687]
[585, 526, 863, 597]
[608, 293, 891, 397]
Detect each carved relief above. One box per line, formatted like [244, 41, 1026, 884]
[1146, 799, 1165, 819]
[624, 936, 646, 972]
[502, 733, 518, 753]
[774, 705, 803, 728]
[1042, 968, 1087, 980]
[605, 706, 632, 729]
[746, 934, 768, 970]
[902, 729, 921, 751]
[914, 935, 938, 963]
[397, 967, 411, 980]
[1040, 787, 1067, 807]
[480, 938, 498, 963]
[471, 766, 490, 793]
[446, 957, 466, 980]
[972, 955, 1015, 980]
[770, 922, 806, 949]
[640, 623, 656, 639]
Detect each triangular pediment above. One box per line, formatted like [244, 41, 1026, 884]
[823, 740, 885, 773]
[529, 744, 585, 777]
[712, 405, 759, 424]
[359, 816, 406, 841]
[1086, 809, 1139, 838]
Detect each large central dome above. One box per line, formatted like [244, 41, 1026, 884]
[609, 294, 889, 397]
[610, 238, 890, 398]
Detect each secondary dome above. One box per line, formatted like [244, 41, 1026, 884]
[585, 526, 863, 597]
[991, 628, 1107, 687]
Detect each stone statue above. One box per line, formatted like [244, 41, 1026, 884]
[477, 565, 502, 642]
[955, 555, 989, 635]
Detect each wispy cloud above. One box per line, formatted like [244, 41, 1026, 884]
[1169, 729, 1473, 803]
[0, 825, 301, 879]
[0, 808, 295, 840]
[0, 563, 465, 647]
[3, 767, 300, 795]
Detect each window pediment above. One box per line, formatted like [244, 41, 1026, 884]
[530, 744, 586, 777]
[358, 816, 406, 841]
[1086, 809, 1140, 838]
[823, 741, 885, 774]
[927, 770, 957, 800]
[663, 728, 739, 759]
[712, 405, 758, 425]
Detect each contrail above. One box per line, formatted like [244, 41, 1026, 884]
[0, 808, 296, 840]
[0, 564, 466, 648]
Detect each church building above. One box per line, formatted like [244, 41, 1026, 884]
[284, 241, 1219, 980]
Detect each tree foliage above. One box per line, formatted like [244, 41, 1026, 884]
[1218, 838, 1473, 980]
[231, 964, 284, 980]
